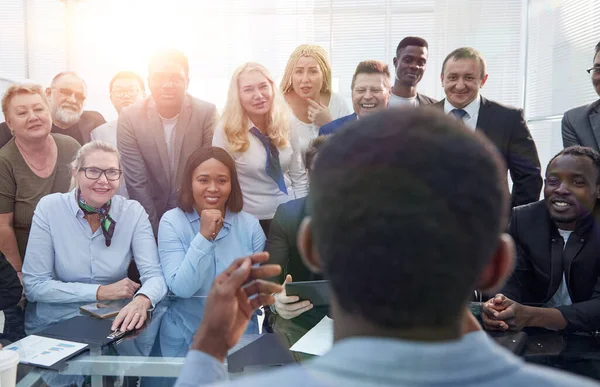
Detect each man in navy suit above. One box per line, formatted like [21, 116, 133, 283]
[434, 47, 542, 207]
[319, 60, 391, 136]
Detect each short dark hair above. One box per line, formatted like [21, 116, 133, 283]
[305, 135, 329, 173]
[594, 41, 600, 62]
[546, 146, 600, 184]
[395, 37, 429, 57]
[149, 49, 189, 77]
[109, 71, 145, 94]
[350, 60, 390, 90]
[178, 147, 243, 213]
[310, 107, 508, 330]
[441, 47, 487, 79]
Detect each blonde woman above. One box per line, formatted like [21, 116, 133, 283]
[213, 62, 308, 234]
[22, 141, 167, 333]
[281, 44, 350, 157]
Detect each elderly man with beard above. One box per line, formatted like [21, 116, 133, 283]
[0, 72, 105, 148]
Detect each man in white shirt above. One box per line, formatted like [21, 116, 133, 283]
[434, 47, 543, 207]
[484, 146, 600, 334]
[92, 71, 145, 146]
[174, 108, 595, 387]
[389, 36, 437, 107]
[117, 50, 217, 234]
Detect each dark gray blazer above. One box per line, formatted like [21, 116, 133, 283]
[562, 99, 600, 152]
[117, 95, 217, 235]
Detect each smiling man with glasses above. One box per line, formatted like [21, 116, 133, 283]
[91, 71, 145, 199]
[93, 72, 145, 140]
[0, 72, 106, 148]
[562, 41, 600, 153]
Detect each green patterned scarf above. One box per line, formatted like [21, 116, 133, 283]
[77, 189, 116, 247]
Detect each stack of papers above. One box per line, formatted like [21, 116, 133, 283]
[2, 335, 88, 368]
[290, 316, 333, 356]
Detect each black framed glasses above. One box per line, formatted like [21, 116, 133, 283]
[80, 167, 122, 181]
[54, 87, 86, 103]
[111, 89, 141, 98]
[586, 66, 600, 79]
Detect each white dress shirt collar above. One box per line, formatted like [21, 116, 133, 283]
[444, 94, 481, 118]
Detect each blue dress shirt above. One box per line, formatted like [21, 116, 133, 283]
[318, 113, 358, 136]
[158, 208, 266, 298]
[175, 331, 597, 387]
[22, 190, 167, 331]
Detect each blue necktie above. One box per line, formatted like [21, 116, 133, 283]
[249, 127, 288, 195]
[451, 108, 468, 120]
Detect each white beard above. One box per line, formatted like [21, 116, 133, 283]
[53, 104, 83, 127]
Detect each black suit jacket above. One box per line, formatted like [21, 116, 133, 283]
[266, 197, 318, 284]
[433, 97, 542, 207]
[266, 197, 327, 332]
[502, 200, 600, 332]
[562, 99, 600, 152]
[0, 253, 22, 310]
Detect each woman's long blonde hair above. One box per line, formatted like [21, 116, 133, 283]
[221, 62, 290, 153]
[280, 44, 332, 95]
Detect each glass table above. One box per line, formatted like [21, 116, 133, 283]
[14, 296, 600, 386]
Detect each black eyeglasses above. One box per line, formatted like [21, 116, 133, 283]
[80, 167, 122, 181]
[54, 88, 86, 103]
[587, 67, 600, 79]
[111, 89, 141, 98]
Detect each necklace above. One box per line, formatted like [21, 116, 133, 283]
[15, 138, 51, 171]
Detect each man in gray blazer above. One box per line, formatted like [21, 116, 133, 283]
[562, 41, 600, 152]
[117, 50, 217, 235]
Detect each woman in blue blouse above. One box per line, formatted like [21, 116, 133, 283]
[158, 147, 265, 336]
[22, 141, 167, 333]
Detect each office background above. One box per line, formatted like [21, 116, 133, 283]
[0, 0, 599, 177]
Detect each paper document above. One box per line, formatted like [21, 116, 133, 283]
[2, 335, 88, 367]
[290, 316, 333, 356]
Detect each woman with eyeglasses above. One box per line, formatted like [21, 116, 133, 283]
[22, 141, 167, 334]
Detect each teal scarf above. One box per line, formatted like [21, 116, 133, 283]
[77, 190, 116, 247]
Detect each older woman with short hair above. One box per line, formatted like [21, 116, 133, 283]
[22, 141, 167, 333]
[0, 84, 80, 276]
[281, 44, 350, 158]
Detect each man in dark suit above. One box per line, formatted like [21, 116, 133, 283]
[319, 60, 390, 136]
[389, 36, 437, 107]
[117, 49, 217, 235]
[0, 71, 105, 148]
[434, 47, 542, 207]
[562, 41, 600, 152]
[483, 146, 600, 333]
[266, 136, 328, 347]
